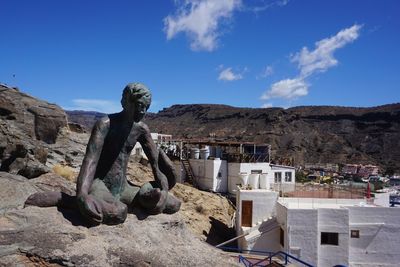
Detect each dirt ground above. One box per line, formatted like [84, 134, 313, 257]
[127, 159, 236, 245]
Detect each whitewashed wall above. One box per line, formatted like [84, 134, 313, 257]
[317, 208, 349, 267]
[348, 206, 400, 266]
[236, 190, 280, 253]
[189, 159, 227, 192]
[276, 202, 288, 251]
[286, 208, 319, 266]
[373, 192, 390, 207]
[228, 163, 271, 194]
[236, 190, 279, 228]
[269, 165, 296, 192]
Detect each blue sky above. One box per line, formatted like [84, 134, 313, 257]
[1, 0, 399, 113]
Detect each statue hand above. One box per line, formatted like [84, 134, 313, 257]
[155, 189, 168, 212]
[77, 194, 103, 223]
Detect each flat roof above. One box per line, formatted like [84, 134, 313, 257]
[277, 198, 374, 209]
[270, 164, 296, 169]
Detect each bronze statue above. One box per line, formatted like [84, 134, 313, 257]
[25, 83, 181, 225]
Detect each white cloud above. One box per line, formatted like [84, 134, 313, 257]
[64, 99, 121, 113]
[164, 0, 242, 51]
[261, 24, 362, 101]
[261, 102, 273, 108]
[257, 65, 274, 79]
[261, 77, 308, 100]
[218, 67, 243, 81]
[292, 24, 362, 77]
[246, 0, 289, 13]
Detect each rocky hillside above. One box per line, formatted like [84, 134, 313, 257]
[145, 104, 400, 173]
[67, 103, 400, 173]
[66, 110, 105, 132]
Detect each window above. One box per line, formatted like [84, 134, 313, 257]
[280, 227, 284, 247]
[135, 148, 142, 156]
[251, 170, 262, 174]
[285, 172, 292, 182]
[274, 172, 282, 183]
[351, 230, 360, 238]
[321, 232, 339, 245]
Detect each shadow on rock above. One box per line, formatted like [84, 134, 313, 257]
[57, 207, 95, 228]
[204, 216, 236, 247]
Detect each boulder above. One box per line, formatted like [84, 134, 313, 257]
[0, 85, 67, 144]
[0, 84, 84, 179]
[0, 172, 239, 266]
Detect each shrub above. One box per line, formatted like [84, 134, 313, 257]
[195, 204, 206, 214]
[53, 164, 76, 182]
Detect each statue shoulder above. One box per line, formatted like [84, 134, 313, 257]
[93, 116, 110, 133]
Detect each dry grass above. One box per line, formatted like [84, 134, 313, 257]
[52, 164, 76, 182]
[195, 204, 206, 214]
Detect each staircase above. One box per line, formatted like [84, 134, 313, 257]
[182, 159, 197, 187]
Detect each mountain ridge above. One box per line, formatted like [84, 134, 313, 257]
[66, 102, 400, 173]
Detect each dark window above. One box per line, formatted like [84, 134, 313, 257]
[274, 172, 282, 183]
[285, 172, 292, 182]
[251, 170, 262, 174]
[280, 227, 284, 247]
[321, 232, 339, 245]
[351, 230, 360, 238]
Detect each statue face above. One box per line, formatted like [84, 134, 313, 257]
[126, 98, 148, 122]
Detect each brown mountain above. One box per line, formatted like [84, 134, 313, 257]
[66, 103, 400, 173]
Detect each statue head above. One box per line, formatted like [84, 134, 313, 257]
[121, 83, 152, 121]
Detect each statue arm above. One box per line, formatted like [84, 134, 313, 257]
[76, 117, 109, 197]
[139, 124, 169, 191]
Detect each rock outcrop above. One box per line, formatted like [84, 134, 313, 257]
[0, 84, 87, 179]
[0, 84, 67, 144]
[0, 172, 238, 266]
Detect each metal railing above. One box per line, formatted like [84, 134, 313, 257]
[252, 251, 314, 267]
[220, 246, 314, 267]
[224, 153, 269, 163]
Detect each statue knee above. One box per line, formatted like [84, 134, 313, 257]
[163, 194, 181, 214]
[138, 183, 161, 210]
[102, 201, 128, 225]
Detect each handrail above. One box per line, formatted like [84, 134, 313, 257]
[256, 251, 314, 267]
[221, 246, 314, 267]
[219, 246, 273, 256]
[238, 255, 252, 267]
[216, 233, 248, 248]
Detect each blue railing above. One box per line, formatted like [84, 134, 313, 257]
[238, 255, 253, 267]
[220, 246, 314, 267]
[252, 251, 314, 267]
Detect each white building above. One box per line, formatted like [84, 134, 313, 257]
[188, 159, 295, 194]
[235, 190, 400, 267]
[133, 133, 173, 159]
[183, 142, 295, 195]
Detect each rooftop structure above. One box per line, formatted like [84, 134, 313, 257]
[180, 139, 271, 163]
[342, 163, 380, 177]
[178, 140, 295, 195]
[235, 188, 399, 267]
